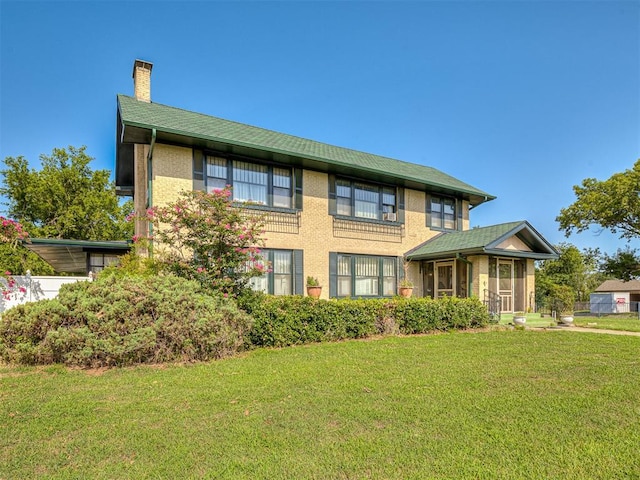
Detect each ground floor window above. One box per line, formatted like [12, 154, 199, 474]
[248, 249, 303, 295]
[330, 253, 397, 298]
[88, 253, 121, 273]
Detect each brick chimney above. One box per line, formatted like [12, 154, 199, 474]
[132, 59, 153, 102]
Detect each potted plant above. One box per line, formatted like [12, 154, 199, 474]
[306, 276, 322, 299]
[546, 284, 575, 326]
[398, 259, 414, 298]
[513, 311, 527, 326]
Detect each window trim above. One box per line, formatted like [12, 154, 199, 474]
[330, 253, 398, 298]
[427, 194, 459, 231]
[329, 175, 404, 224]
[205, 154, 301, 212]
[248, 249, 304, 295]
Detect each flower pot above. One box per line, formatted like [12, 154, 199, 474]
[559, 314, 574, 325]
[513, 315, 527, 326]
[306, 286, 322, 299]
[398, 286, 413, 298]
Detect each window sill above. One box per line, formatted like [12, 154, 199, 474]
[333, 214, 403, 226]
[428, 226, 458, 232]
[235, 203, 299, 215]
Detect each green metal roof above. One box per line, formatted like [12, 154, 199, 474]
[117, 94, 495, 205]
[406, 221, 558, 260]
[24, 239, 130, 274]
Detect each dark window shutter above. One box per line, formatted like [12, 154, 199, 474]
[398, 256, 405, 282]
[329, 252, 337, 298]
[425, 262, 434, 298]
[328, 174, 337, 215]
[294, 168, 303, 210]
[294, 249, 304, 295]
[193, 149, 204, 181]
[397, 187, 405, 224]
[425, 193, 432, 227]
[457, 199, 463, 231]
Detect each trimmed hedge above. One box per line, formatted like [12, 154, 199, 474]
[0, 275, 252, 367]
[240, 294, 490, 348]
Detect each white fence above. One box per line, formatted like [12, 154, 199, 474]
[0, 275, 90, 313]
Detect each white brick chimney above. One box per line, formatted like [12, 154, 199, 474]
[132, 59, 153, 102]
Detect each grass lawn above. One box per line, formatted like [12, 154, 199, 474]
[2, 331, 640, 479]
[573, 314, 640, 333]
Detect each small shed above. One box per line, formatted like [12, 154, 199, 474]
[590, 280, 640, 313]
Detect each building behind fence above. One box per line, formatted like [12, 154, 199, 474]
[0, 275, 90, 313]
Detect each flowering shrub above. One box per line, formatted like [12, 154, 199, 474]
[0, 217, 29, 301]
[0, 274, 253, 366]
[137, 188, 267, 297]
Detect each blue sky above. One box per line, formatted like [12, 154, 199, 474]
[1, 0, 638, 255]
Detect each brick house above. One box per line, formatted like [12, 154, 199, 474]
[116, 60, 557, 311]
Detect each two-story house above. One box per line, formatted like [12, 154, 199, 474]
[116, 60, 557, 312]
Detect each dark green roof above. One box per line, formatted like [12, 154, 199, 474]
[24, 239, 130, 274]
[406, 221, 558, 260]
[117, 94, 495, 205]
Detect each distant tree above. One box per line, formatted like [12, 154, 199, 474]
[557, 160, 640, 240]
[601, 247, 640, 281]
[1, 146, 133, 241]
[536, 243, 604, 305]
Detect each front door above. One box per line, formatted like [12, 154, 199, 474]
[498, 260, 513, 312]
[435, 261, 454, 297]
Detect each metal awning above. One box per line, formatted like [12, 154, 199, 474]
[24, 239, 131, 273]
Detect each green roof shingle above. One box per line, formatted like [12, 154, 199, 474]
[406, 221, 558, 260]
[117, 94, 495, 204]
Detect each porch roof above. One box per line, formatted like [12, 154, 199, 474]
[405, 221, 558, 261]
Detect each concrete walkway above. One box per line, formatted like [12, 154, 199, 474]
[529, 325, 640, 337]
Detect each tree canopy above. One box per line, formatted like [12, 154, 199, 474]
[1, 146, 133, 241]
[557, 159, 640, 240]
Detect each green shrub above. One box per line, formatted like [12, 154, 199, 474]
[241, 295, 490, 348]
[0, 275, 252, 367]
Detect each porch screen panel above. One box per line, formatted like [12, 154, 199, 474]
[233, 161, 267, 204]
[488, 257, 497, 294]
[355, 256, 379, 296]
[424, 262, 434, 298]
[456, 260, 468, 298]
[514, 259, 525, 312]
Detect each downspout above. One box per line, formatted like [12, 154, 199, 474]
[147, 128, 156, 244]
[456, 254, 473, 298]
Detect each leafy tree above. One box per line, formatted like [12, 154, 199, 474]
[536, 243, 604, 305]
[1, 146, 133, 241]
[557, 159, 640, 240]
[601, 247, 640, 281]
[137, 188, 267, 297]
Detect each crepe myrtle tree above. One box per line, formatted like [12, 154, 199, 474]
[0, 217, 29, 300]
[136, 188, 268, 297]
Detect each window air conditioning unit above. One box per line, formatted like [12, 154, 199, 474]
[383, 212, 397, 222]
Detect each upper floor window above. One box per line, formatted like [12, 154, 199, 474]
[429, 196, 457, 230]
[207, 156, 293, 209]
[331, 177, 400, 222]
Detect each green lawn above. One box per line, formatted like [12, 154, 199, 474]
[2, 331, 640, 479]
[499, 312, 640, 332]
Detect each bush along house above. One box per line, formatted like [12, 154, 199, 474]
[116, 60, 557, 311]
